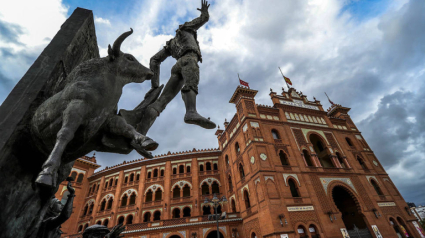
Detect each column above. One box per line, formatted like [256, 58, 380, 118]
[192, 158, 200, 216]
[164, 161, 172, 220]
[111, 171, 124, 225]
[311, 154, 321, 167]
[331, 155, 341, 168]
[91, 176, 105, 224]
[343, 157, 352, 169]
[135, 166, 146, 223]
[300, 153, 309, 167]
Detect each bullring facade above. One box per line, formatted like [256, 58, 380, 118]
[56, 86, 425, 238]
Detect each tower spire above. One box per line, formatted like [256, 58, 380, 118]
[324, 92, 335, 105]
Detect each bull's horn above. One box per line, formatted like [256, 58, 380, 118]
[112, 28, 133, 57]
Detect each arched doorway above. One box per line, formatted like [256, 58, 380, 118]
[206, 230, 225, 238]
[169, 236, 182, 238]
[332, 186, 373, 238]
[389, 218, 403, 238]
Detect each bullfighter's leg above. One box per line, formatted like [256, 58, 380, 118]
[107, 115, 158, 151]
[137, 66, 185, 135]
[180, 54, 216, 129]
[36, 100, 87, 188]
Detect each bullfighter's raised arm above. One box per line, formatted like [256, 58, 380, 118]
[182, 0, 210, 31]
[150, 48, 171, 88]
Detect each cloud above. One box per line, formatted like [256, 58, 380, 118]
[94, 16, 111, 26]
[1, 0, 425, 204]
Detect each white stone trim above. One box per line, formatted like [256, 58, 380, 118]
[121, 188, 138, 198]
[199, 177, 221, 187]
[171, 180, 193, 190]
[283, 174, 301, 187]
[144, 184, 164, 194]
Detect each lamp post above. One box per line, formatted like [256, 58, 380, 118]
[204, 193, 228, 238]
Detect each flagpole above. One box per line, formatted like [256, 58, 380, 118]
[278, 67, 290, 90]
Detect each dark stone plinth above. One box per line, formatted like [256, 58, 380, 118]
[0, 8, 99, 238]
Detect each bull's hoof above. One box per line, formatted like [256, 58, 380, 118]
[35, 173, 56, 188]
[141, 137, 158, 151]
[184, 112, 216, 129]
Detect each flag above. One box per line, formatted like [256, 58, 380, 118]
[238, 74, 249, 88]
[283, 75, 292, 86]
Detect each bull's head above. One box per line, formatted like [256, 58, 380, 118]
[108, 28, 154, 83]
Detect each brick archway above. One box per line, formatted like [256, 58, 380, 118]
[165, 232, 183, 238]
[327, 181, 364, 213]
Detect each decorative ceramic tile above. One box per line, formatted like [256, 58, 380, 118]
[171, 180, 193, 190]
[144, 184, 164, 194]
[320, 177, 356, 194]
[378, 202, 396, 207]
[282, 174, 300, 186]
[199, 177, 221, 188]
[366, 176, 379, 185]
[265, 176, 274, 181]
[179, 231, 186, 237]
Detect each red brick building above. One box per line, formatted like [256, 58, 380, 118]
[56, 86, 425, 238]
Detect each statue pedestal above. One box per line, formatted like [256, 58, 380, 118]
[0, 8, 99, 238]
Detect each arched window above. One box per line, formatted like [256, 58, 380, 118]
[302, 149, 314, 167]
[216, 204, 222, 214]
[357, 157, 367, 169]
[100, 199, 106, 211]
[143, 212, 151, 222]
[104, 181, 108, 188]
[206, 162, 212, 171]
[173, 168, 177, 174]
[121, 194, 128, 206]
[83, 204, 88, 215]
[225, 155, 230, 165]
[235, 142, 240, 154]
[61, 191, 70, 205]
[153, 169, 158, 177]
[178, 165, 184, 173]
[251, 232, 257, 238]
[336, 152, 346, 168]
[371, 180, 383, 195]
[279, 151, 289, 166]
[213, 163, 218, 170]
[231, 199, 236, 213]
[288, 179, 300, 197]
[186, 166, 191, 173]
[89, 203, 94, 214]
[115, 179, 118, 186]
[77, 174, 84, 183]
[88, 187, 92, 195]
[309, 224, 318, 238]
[118, 216, 124, 225]
[78, 225, 83, 233]
[146, 190, 153, 202]
[83, 224, 88, 231]
[202, 183, 209, 195]
[310, 134, 334, 168]
[183, 185, 190, 197]
[70, 171, 77, 180]
[103, 219, 109, 227]
[173, 186, 181, 198]
[96, 184, 100, 191]
[212, 182, 220, 194]
[183, 207, 191, 217]
[172, 208, 181, 218]
[272, 129, 280, 139]
[136, 174, 140, 181]
[160, 170, 164, 176]
[243, 190, 251, 208]
[129, 173, 134, 182]
[107, 198, 113, 209]
[346, 137, 353, 146]
[124, 176, 128, 183]
[109, 178, 113, 187]
[129, 192, 136, 205]
[147, 172, 152, 178]
[239, 164, 245, 179]
[96, 220, 101, 225]
[297, 225, 308, 238]
[126, 215, 133, 225]
[153, 211, 161, 221]
[228, 175, 233, 190]
[155, 189, 162, 201]
[203, 205, 211, 215]
[200, 164, 204, 171]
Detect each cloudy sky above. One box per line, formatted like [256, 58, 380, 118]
[1, 0, 424, 204]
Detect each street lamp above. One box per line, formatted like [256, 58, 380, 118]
[204, 193, 228, 238]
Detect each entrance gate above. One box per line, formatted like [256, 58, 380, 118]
[332, 186, 374, 238]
